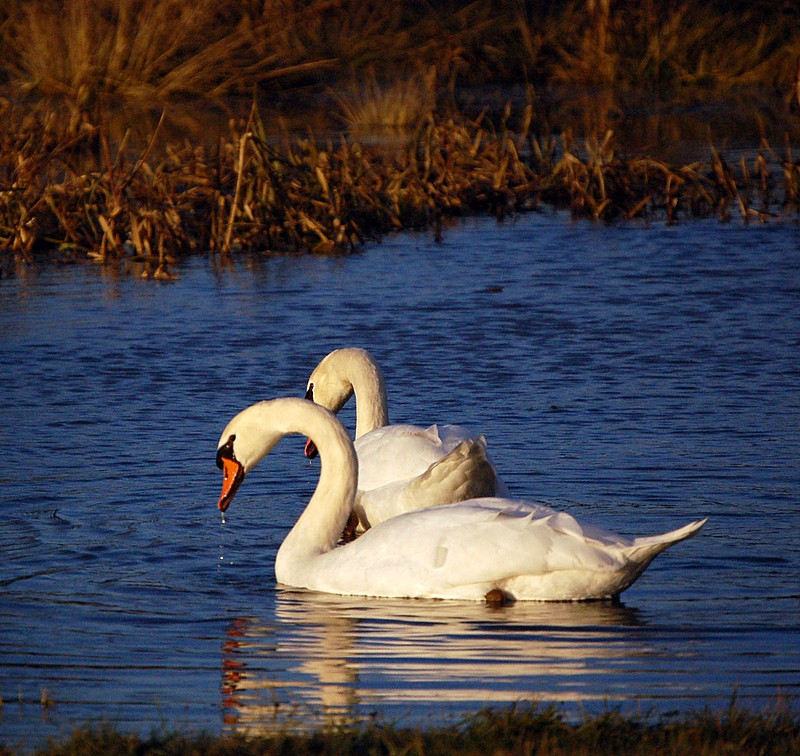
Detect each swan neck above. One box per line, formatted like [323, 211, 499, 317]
[351, 356, 389, 437]
[277, 402, 358, 562]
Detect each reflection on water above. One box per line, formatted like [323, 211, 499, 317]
[220, 590, 650, 732]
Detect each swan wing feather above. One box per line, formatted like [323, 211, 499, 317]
[304, 504, 707, 600]
[355, 423, 461, 490]
[354, 439, 503, 529]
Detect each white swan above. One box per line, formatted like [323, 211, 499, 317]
[304, 348, 507, 531]
[216, 397, 707, 602]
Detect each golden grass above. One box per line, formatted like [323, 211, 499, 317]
[0, 0, 338, 109]
[1, 0, 799, 114]
[333, 69, 437, 134]
[1, 103, 798, 275]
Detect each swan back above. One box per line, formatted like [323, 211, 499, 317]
[354, 423, 482, 490]
[354, 438, 500, 528]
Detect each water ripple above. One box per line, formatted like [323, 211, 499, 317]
[1, 213, 798, 747]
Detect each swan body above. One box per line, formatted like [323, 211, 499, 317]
[304, 348, 507, 530]
[216, 397, 707, 602]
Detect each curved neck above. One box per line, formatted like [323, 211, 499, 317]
[273, 400, 358, 567]
[348, 354, 389, 437]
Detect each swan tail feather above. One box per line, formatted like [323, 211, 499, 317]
[625, 518, 708, 563]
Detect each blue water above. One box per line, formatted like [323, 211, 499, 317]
[1, 212, 799, 749]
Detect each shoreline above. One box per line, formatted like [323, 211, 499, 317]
[6, 699, 798, 755]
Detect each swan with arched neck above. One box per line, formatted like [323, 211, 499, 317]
[216, 397, 707, 602]
[304, 348, 507, 532]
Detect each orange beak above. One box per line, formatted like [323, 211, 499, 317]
[218, 457, 245, 512]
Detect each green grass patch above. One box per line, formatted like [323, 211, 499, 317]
[7, 701, 799, 756]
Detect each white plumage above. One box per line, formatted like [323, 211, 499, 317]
[304, 348, 507, 530]
[216, 397, 707, 602]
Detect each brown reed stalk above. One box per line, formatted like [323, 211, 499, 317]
[223, 131, 252, 256]
[2, 106, 799, 271]
[783, 138, 800, 211]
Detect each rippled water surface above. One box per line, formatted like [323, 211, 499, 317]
[1, 213, 799, 749]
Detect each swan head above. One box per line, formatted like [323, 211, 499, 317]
[304, 348, 386, 457]
[304, 349, 358, 459]
[304, 349, 360, 414]
[215, 397, 358, 513]
[216, 434, 245, 512]
[215, 401, 284, 512]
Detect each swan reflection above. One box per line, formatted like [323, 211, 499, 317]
[221, 590, 646, 733]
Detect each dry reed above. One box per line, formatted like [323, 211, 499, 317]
[2, 0, 799, 115]
[1, 104, 798, 274]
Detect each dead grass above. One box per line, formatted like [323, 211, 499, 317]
[1, 103, 798, 275]
[1, 0, 799, 115]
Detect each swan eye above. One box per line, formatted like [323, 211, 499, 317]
[216, 434, 237, 470]
[305, 383, 314, 401]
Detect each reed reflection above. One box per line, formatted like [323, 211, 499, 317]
[220, 589, 644, 733]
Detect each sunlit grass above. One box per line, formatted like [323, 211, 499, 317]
[334, 69, 437, 133]
[1, 0, 798, 112]
[1, 104, 798, 272]
[0, 0, 337, 108]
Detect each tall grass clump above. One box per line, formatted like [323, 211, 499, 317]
[4, 0, 236, 106]
[0, 0, 339, 110]
[334, 69, 437, 134]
